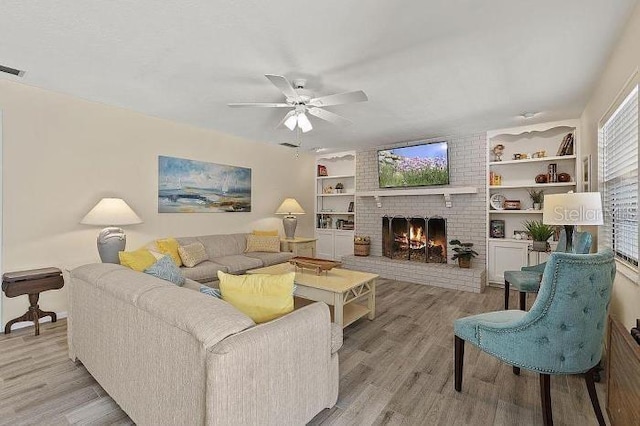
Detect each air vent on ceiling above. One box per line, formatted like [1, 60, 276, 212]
[279, 142, 300, 148]
[0, 64, 26, 77]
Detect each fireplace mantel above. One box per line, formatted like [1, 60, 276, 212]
[356, 186, 477, 207]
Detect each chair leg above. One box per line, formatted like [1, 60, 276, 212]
[504, 280, 510, 310]
[584, 367, 605, 426]
[540, 373, 553, 426]
[519, 292, 527, 311]
[454, 336, 464, 392]
[513, 366, 521, 375]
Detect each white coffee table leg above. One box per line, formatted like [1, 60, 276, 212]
[368, 278, 376, 320]
[333, 292, 344, 327]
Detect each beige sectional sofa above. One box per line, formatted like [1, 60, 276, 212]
[67, 263, 340, 425]
[175, 233, 294, 283]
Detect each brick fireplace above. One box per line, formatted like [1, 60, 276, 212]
[341, 133, 488, 293]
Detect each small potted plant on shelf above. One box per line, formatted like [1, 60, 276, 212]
[335, 182, 344, 194]
[523, 220, 555, 251]
[354, 235, 370, 256]
[528, 189, 544, 210]
[450, 239, 478, 268]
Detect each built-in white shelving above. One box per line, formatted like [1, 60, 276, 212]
[486, 119, 581, 285]
[315, 152, 356, 260]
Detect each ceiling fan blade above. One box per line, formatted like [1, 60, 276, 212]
[275, 110, 296, 129]
[309, 90, 368, 107]
[265, 74, 300, 102]
[227, 102, 290, 108]
[307, 107, 353, 127]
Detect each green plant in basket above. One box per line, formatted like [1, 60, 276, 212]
[450, 239, 478, 268]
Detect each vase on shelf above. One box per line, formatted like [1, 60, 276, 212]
[533, 202, 541, 210]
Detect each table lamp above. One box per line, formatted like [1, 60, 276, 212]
[275, 198, 305, 239]
[81, 198, 143, 263]
[542, 192, 603, 253]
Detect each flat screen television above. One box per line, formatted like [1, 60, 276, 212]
[378, 141, 449, 188]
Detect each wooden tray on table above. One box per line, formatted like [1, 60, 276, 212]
[289, 257, 341, 275]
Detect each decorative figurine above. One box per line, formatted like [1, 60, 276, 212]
[492, 144, 505, 161]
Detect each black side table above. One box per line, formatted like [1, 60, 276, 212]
[2, 267, 64, 336]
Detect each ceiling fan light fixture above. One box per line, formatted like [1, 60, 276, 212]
[284, 114, 298, 131]
[297, 113, 313, 133]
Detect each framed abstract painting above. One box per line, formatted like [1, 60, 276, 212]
[158, 156, 251, 213]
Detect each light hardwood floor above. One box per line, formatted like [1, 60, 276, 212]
[0, 280, 606, 425]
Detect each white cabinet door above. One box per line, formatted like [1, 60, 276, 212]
[488, 240, 529, 284]
[315, 230, 335, 260]
[334, 231, 354, 260]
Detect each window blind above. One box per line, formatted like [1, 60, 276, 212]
[601, 85, 639, 266]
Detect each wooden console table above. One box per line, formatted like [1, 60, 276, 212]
[2, 267, 64, 336]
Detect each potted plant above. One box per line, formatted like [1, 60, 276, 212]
[335, 182, 344, 194]
[523, 220, 554, 251]
[528, 189, 544, 210]
[450, 239, 478, 268]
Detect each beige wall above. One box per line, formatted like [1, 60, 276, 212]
[0, 80, 315, 327]
[580, 3, 640, 329]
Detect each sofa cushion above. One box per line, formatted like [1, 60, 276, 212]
[244, 251, 295, 267]
[196, 234, 248, 258]
[180, 261, 228, 283]
[218, 271, 294, 323]
[211, 255, 263, 274]
[72, 264, 170, 305]
[135, 284, 255, 349]
[245, 235, 280, 253]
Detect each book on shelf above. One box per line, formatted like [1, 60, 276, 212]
[556, 133, 574, 156]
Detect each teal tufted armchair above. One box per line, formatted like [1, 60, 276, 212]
[504, 230, 593, 310]
[454, 250, 615, 426]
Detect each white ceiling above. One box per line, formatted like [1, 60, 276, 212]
[0, 1, 637, 150]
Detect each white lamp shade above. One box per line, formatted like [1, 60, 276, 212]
[81, 198, 143, 226]
[542, 192, 603, 226]
[275, 198, 305, 215]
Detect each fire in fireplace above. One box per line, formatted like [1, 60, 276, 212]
[382, 216, 447, 263]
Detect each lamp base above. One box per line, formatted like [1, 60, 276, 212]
[564, 224, 575, 253]
[97, 227, 126, 264]
[282, 216, 297, 240]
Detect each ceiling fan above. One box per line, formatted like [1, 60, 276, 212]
[228, 74, 368, 133]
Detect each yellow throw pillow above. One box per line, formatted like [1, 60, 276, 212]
[252, 229, 279, 237]
[156, 238, 182, 267]
[245, 235, 280, 253]
[119, 249, 157, 272]
[218, 271, 294, 323]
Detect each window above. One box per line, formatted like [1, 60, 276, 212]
[600, 84, 639, 267]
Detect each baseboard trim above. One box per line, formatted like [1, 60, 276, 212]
[5, 311, 68, 331]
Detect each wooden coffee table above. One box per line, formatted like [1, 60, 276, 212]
[247, 263, 377, 328]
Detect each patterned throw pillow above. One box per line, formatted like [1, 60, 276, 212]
[199, 285, 222, 298]
[178, 242, 209, 267]
[245, 235, 280, 253]
[144, 255, 185, 286]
